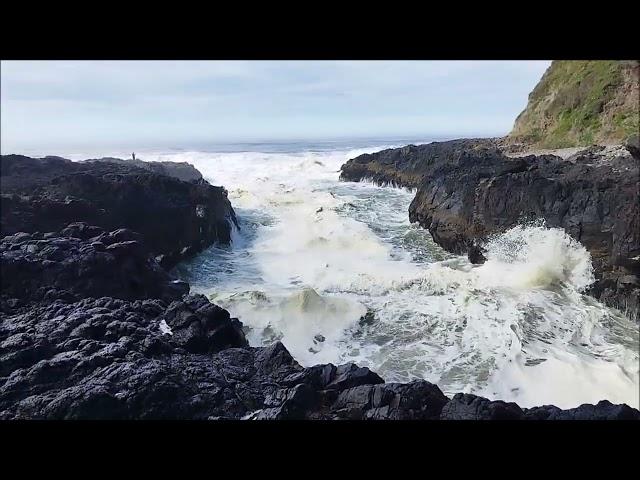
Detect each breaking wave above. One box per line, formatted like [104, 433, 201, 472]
[152, 144, 639, 409]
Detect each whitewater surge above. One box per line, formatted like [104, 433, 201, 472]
[144, 143, 640, 410]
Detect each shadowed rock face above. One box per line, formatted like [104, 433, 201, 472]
[1, 155, 237, 269]
[340, 139, 640, 318]
[440, 393, 639, 421]
[0, 224, 189, 307]
[0, 295, 250, 420]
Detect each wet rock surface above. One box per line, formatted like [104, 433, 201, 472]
[0, 295, 249, 419]
[0, 224, 187, 306]
[1, 155, 237, 269]
[340, 139, 640, 319]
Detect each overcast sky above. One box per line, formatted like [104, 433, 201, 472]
[1, 60, 551, 153]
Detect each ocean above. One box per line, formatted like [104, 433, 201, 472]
[52, 139, 640, 409]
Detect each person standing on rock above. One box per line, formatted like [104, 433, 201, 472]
[132, 152, 136, 161]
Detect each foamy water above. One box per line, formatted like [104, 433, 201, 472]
[64, 142, 640, 409]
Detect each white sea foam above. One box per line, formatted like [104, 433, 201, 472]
[132, 145, 638, 409]
[477, 222, 595, 291]
[159, 319, 173, 336]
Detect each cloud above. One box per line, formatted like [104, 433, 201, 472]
[1, 60, 551, 153]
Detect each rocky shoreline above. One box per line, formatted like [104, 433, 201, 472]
[1, 154, 638, 420]
[340, 138, 640, 320]
[1, 155, 237, 269]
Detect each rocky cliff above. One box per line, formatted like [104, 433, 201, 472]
[506, 60, 639, 149]
[0, 155, 237, 269]
[340, 140, 640, 319]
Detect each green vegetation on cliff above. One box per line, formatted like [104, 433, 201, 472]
[508, 60, 639, 148]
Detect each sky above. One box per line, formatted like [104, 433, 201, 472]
[0, 60, 551, 154]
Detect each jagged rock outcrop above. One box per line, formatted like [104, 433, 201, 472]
[0, 224, 189, 308]
[0, 294, 249, 419]
[441, 393, 639, 421]
[0, 155, 236, 268]
[340, 140, 640, 318]
[2, 310, 637, 419]
[87, 157, 203, 183]
[339, 138, 497, 189]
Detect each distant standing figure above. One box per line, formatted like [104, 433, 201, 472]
[132, 152, 136, 161]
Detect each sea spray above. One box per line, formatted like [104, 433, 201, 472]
[157, 145, 638, 409]
[476, 220, 595, 292]
[215, 287, 366, 365]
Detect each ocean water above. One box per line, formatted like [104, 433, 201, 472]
[60, 140, 639, 409]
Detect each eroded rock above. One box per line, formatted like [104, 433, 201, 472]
[340, 139, 640, 318]
[1, 155, 237, 268]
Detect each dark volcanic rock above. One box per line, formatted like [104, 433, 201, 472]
[524, 401, 640, 420]
[340, 138, 498, 189]
[340, 139, 640, 319]
[0, 224, 188, 306]
[1, 155, 237, 268]
[467, 243, 487, 265]
[0, 295, 248, 419]
[87, 157, 203, 183]
[162, 294, 247, 354]
[440, 393, 525, 420]
[324, 380, 449, 420]
[441, 394, 640, 420]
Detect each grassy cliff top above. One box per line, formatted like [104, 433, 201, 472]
[508, 60, 639, 149]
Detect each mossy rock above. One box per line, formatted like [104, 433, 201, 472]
[508, 60, 639, 149]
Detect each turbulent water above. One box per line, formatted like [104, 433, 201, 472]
[68, 141, 640, 409]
